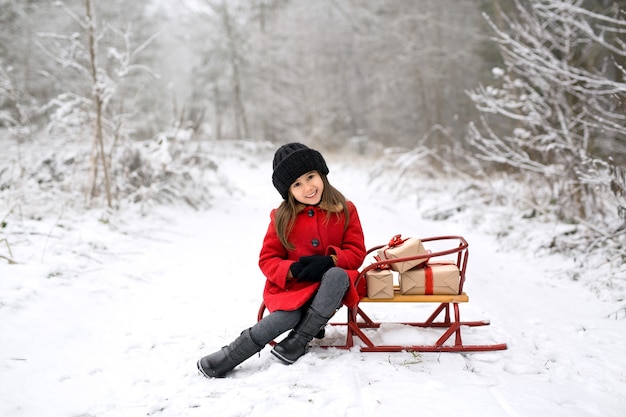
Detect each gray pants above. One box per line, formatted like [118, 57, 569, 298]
[249, 267, 349, 346]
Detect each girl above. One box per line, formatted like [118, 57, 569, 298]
[197, 143, 366, 378]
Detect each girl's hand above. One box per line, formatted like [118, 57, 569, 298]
[296, 256, 335, 282]
[289, 261, 306, 279]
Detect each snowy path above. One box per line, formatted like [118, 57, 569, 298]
[1, 151, 625, 417]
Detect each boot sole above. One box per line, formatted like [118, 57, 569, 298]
[270, 348, 296, 365]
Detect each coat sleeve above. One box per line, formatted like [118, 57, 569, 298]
[326, 201, 366, 270]
[258, 210, 292, 290]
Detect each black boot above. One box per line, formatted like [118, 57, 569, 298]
[197, 328, 263, 378]
[271, 307, 330, 365]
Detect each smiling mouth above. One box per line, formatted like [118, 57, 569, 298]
[306, 190, 318, 199]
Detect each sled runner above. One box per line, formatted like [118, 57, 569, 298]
[257, 235, 507, 353]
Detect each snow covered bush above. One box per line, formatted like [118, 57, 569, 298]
[112, 133, 221, 212]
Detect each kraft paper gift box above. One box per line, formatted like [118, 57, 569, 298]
[400, 263, 460, 295]
[377, 235, 429, 273]
[366, 269, 394, 299]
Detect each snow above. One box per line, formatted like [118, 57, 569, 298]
[1, 143, 625, 417]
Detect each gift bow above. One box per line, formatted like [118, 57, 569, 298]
[373, 255, 392, 270]
[388, 234, 408, 248]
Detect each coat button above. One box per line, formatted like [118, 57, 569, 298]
[311, 239, 319, 247]
[307, 209, 314, 217]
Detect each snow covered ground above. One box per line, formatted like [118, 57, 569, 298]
[1, 142, 625, 417]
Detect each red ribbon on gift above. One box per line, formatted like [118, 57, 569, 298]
[424, 265, 434, 295]
[382, 234, 409, 262]
[373, 255, 392, 270]
[387, 234, 407, 248]
[423, 262, 456, 295]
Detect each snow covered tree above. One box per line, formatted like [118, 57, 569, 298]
[37, 0, 160, 208]
[467, 0, 626, 227]
[0, 0, 50, 140]
[189, 0, 253, 141]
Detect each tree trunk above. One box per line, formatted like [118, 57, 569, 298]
[85, 0, 112, 208]
[220, 1, 249, 139]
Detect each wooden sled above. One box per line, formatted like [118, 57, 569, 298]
[258, 235, 507, 353]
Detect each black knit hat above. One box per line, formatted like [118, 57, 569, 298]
[272, 143, 329, 199]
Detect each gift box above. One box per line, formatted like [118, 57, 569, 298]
[400, 262, 460, 295]
[366, 269, 394, 299]
[377, 234, 429, 273]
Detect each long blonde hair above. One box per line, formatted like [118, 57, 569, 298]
[275, 173, 349, 250]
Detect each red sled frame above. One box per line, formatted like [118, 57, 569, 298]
[257, 235, 507, 353]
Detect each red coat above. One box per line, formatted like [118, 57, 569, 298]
[259, 201, 366, 312]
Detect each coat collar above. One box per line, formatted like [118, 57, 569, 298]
[295, 201, 344, 214]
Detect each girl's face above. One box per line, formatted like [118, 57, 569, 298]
[289, 170, 324, 205]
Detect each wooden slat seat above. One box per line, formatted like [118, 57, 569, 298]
[360, 289, 469, 303]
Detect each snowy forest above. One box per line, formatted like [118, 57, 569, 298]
[2, 2, 626, 416]
[1, 0, 626, 279]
